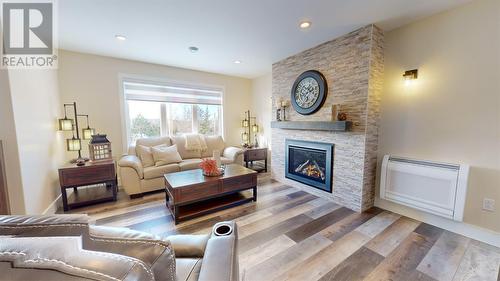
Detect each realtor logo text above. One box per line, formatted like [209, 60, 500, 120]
[1, 1, 57, 69]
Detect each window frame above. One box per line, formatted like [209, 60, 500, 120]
[118, 74, 225, 150]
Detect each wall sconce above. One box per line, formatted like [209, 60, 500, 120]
[403, 69, 418, 85]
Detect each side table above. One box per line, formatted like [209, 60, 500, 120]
[243, 147, 268, 173]
[58, 160, 117, 211]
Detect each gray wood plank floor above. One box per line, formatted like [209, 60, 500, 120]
[66, 176, 500, 281]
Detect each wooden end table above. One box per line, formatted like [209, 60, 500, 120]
[244, 147, 268, 172]
[58, 160, 117, 212]
[164, 164, 257, 224]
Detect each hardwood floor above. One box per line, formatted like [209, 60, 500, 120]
[66, 176, 500, 281]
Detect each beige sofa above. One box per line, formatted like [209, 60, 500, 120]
[118, 135, 244, 197]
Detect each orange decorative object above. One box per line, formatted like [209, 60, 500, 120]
[337, 112, 347, 121]
[199, 159, 222, 176]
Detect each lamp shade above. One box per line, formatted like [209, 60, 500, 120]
[58, 118, 73, 131]
[242, 119, 249, 128]
[82, 127, 95, 140]
[252, 124, 259, 133]
[241, 132, 249, 141]
[66, 138, 81, 151]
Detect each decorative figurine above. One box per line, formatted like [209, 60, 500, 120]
[337, 112, 347, 121]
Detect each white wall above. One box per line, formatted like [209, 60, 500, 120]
[251, 73, 272, 149]
[0, 70, 25, 214]
[58, 50, 252, 159]
[378, 0, 500, 232]
[8, 70, 65, 214]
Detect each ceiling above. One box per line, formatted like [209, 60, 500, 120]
[59, 0, 472, 79]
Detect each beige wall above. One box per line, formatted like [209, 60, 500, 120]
[0, 70, 25, 214]
[7, 69, 64, 214]
[378, 0, 500, 232]
[58, 50, 252, 160]
[251, 73, 272, 148]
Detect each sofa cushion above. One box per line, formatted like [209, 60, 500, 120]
[201, 136, 226, 158]
[179, 159, 203, 171]
[136, 136, 172, 148]
[220, 157, 234, 165]
[144, 164, 180, 179]
[152, 144, 183, 166]
[185, 133, 208, 152]
[135, 136, 172, 168]
[171, 135, 202, 159]
[137, 144, 167, 168]
[202, 157, 233, 165]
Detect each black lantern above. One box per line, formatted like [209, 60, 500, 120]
[89, 134, 112, 162]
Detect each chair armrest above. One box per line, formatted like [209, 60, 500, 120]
[166, 234, 209, 258]
[118, 154, 144, 179]
[0, 214, 90, 237]
[223, 147, 244, 161]
[198, 221, 239, 281]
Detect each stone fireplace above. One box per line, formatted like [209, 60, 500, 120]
[271, 24, 384, 212]
[285, 139, 334, 193]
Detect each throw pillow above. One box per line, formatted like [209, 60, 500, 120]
[136, 145, 155, 168]
[136, 144, 167, 168]
[152, 144, 183, 166]
[184, 133, 202, 151]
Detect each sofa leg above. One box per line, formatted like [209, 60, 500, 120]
[130, 193, 144, 199]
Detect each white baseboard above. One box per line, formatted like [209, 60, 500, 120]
[42, 194, 62, 215]
[375, 198, 500, 248]
[42, 189, 75, 215]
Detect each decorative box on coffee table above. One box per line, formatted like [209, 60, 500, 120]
[164, 164, 257, 224]
[58, 160, 117, 211]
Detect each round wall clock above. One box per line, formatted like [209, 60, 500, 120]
[290, 70, 328, 115]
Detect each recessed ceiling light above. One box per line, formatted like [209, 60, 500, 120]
[188, 46, 199, 53]
[234, 60, 241, 64]
[299, 21, 311, 29]
[115, 35, 127, 41]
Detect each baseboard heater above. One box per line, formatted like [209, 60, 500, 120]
[380, 155, 469, 221]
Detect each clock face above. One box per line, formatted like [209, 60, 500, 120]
[294, 77, 320, 109]
[290, 70, 328, 115]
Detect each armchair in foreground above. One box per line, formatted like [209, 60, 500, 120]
[0, 215, 239, 281]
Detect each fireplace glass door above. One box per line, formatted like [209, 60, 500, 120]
[285, 139, 333, 193]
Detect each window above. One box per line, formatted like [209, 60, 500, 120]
[123, 79, 223, 144]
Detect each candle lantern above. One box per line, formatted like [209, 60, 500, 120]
[89, 134, 112, 162]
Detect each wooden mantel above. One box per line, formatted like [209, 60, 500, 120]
[271, 121, 352, 132]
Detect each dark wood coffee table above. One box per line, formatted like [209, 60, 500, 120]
[164, 164, 257, 224]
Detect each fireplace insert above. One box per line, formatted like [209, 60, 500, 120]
[285, 139, 334, 193]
